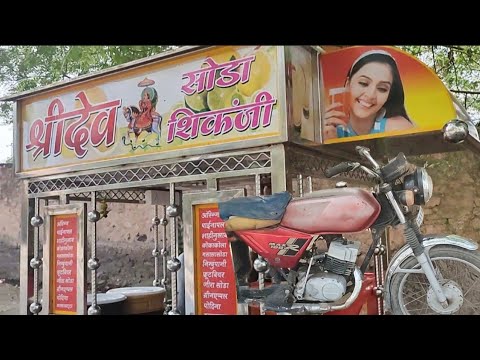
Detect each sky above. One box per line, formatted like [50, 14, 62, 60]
[0, 124, 12, 163]
[0, 83, 12, 163]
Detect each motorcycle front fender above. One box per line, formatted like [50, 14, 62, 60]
[383, 234, 478, 311]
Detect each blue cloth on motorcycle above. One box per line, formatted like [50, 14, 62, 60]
[218, 191, 292, 221]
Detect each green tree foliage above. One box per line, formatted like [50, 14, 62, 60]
[400, 46, 480, 123]
[0, 45, 176, 124]
[1, 45, 480, 125]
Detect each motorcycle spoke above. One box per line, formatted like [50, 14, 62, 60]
[406, 304, 434, 315]
[402, 292, 427, 307]
[416, 279, 428, 293]
[403, 279, 430, 287]
[402, 290, 426, 305]
[462, 275, 480, 298]
[401, 279, 427, 296]
[401, 277, 430, 313]
[401, 275, 429, 297]
[438, 260, 480, 302]
[397, 253, 480, 315]
[420, 306, 434, 315]
[456, 302, 480, 315]
[462, 297, 480, 312]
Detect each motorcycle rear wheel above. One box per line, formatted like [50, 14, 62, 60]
[389, 245, 480, 315]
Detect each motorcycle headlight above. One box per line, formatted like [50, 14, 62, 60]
[403, 168, 433, 205]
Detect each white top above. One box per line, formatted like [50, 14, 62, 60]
[107, 286, 166, 298]
[86, 292, 127, 305]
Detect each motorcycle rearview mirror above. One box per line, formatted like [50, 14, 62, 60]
[355, 145, 370, 155]
[442, 119, 469, 144]
[355, 146, 380, 170]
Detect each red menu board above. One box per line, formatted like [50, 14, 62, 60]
[51, 214, 78, 314]
[195, 204, 237, 315]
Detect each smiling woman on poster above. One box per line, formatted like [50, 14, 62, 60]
[323, 50, 415, 140]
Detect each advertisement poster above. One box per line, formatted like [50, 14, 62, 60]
[319, 46, 457, 144]
[287, 46, 315, 142]
[194, 204, 237, 315]
[51, 214, 78, 314]
[18, 46, 282, 175]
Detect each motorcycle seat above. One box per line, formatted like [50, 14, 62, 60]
[219, 191, 292, 221]
[225, 216, 280, 232]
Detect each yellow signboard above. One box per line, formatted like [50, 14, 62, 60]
[17, 46, 284, 176]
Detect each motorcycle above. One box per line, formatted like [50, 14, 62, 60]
[218, 146, 480, 315]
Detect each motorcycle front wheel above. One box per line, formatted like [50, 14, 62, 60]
[389, 245, 480, 315]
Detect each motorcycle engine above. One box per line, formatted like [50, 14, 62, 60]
[295, 239, 360, 302]
[323, 239, 360, 276]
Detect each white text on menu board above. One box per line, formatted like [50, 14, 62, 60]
[54, 216, 77, 312]
[199, 208, 236, 314]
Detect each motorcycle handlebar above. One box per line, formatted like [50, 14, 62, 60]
[325, 162, 357, 178]
[325, 147, 383, 181]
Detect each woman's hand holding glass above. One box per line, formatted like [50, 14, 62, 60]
[323, 102, 348, 140]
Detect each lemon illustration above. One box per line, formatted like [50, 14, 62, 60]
[237, 50, 271, 97]
[184, 91, 208, 113]
[202, 50, 241, 82]
[184, 50, 241, 113]
[266, 46, 276, 58]
[207, 86, 246, 111]
[206, 49, 241, 65]
[231, 91, 246, 107]
[163, 101, 186, 125]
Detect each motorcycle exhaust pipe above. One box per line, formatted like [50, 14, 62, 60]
[287, 268, 363, 314]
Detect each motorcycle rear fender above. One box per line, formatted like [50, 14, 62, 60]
[383, 234, 478, 311]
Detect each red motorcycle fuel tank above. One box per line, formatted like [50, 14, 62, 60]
[234, 188, 381, 269]
[280, 188, 381, 234]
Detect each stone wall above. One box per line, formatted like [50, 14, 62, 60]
[0, 165, 162, 288]
[380, 150, 480, 255]
[414, 150, 480, 240]
[0, 165, 22, 246]
[1, 149, 479, 285]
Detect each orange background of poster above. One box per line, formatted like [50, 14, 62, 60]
[320, 46, 457, 143]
